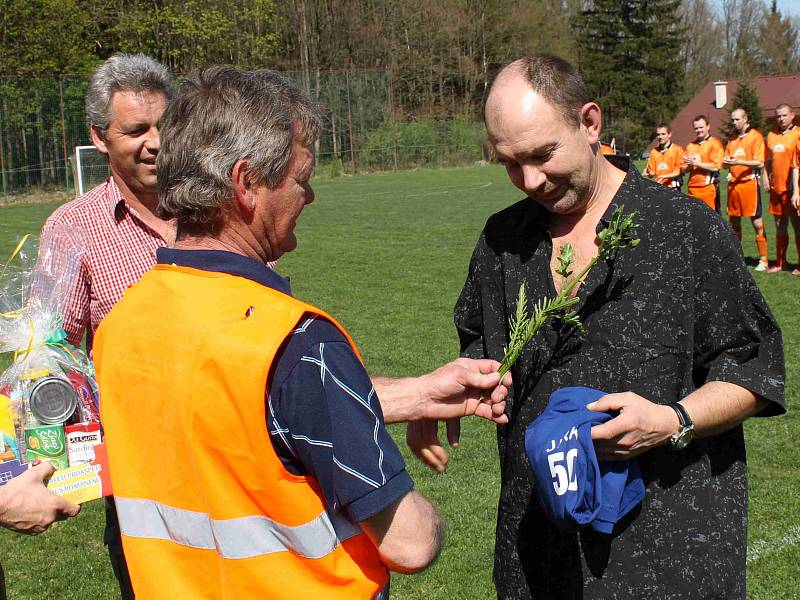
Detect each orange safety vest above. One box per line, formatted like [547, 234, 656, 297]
[95, 264, 389, 599]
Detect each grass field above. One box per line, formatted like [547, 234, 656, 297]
[0, 165, 798, 599]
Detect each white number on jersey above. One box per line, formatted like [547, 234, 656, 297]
[548, 448, 579, 496]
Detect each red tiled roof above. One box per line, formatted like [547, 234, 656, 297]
[661, 74, 800, 148]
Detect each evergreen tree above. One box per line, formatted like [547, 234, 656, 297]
[573, 0, 686, 154]
[721, 81, 764, 141]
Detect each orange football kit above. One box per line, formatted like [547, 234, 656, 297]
[726, 129, 766, 217]
[766, 125, 799, 215]
[646, 143, 684, 188]
[685, 137, 724, 211]
[725, 128, 767, 263]
[766, 125, 800, 270]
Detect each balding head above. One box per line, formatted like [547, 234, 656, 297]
[483, 54, 589, 127]
[482, 55, 606, 216]
[731, 108, 749, 134]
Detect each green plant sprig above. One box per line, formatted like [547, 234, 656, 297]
[495, 206, 639, 382]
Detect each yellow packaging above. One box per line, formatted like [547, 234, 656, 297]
[0, 394, 20, 463]
[45, 442, 112, 504]
[46, 463, 104, 504]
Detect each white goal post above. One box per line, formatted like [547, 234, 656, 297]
[73, 145, 110, 197]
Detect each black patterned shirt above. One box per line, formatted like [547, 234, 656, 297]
[455, 156, 785, 599]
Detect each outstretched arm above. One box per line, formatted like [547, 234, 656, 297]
[375, 358, 509, 474]
[372, 358, 510, 425]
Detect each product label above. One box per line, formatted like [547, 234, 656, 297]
[65, 423, 102, 466]
[25, 425, 68, 470]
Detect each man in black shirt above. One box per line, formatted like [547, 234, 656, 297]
[408, 54, 785, 598]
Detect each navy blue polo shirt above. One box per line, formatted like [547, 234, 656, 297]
[157, 248, 413, 523]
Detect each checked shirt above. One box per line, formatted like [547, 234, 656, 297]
[41, 178, 169, 352]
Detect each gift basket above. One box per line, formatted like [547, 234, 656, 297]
[0, 226, 110, 503]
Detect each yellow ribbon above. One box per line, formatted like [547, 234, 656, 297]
[0, 234, 30, 281]
[0, 235, 36, 362]
[0, 315, 87, 374]
[0, 234, 90, 374]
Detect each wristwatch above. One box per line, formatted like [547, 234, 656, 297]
[668, 402, 695, 450]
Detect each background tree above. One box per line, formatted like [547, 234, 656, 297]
[104, 0, 279, 73]
[0, 0, 98, 75]
[574, 0, 686, 153]
[680, 0, 724, 99]
[720, 0, 766, 79]
[4, 0, 800, 189]
[754, 0, 800, 74]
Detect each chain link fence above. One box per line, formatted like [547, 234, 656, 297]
[0, 76, 91, 199]
[0, 70, 488, 203]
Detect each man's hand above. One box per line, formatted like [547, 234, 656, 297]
[0, 462, 81, 535]
[722, 157, 737, 167]
[406, 419, 458, 473]
[415, 358, 510, 422]
[792, 192, 800, 211]
[587, 392, 678, 460]
[401, 358, 510, 473]
[682, 154, 695, 167]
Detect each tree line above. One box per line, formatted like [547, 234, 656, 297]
[1, 0, 798, 158]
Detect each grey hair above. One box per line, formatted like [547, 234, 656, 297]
[85, 54, 173, 133]
[156, 66, 324, 235]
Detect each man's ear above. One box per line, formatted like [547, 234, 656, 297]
[231, 159, 255, 215]
[89, 125, 109, 156]
[579, 102, 602, 145]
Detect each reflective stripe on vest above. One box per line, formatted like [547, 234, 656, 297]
[116, 496, 362, 560]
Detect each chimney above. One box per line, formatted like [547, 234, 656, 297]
[714, 81, 728, 109]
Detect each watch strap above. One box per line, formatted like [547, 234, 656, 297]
[668, 402, 692, 428]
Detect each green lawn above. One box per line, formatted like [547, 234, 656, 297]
[0, 165, 797, 598]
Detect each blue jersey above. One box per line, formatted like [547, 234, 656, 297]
[525, 386, 645, 534]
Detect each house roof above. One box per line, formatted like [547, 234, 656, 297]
[663, 74, 800, 148]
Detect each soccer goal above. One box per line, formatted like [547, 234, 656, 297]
[73, 145, 110, 197]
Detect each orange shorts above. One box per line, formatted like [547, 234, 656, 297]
[688, 185, 719, 212]
[727, 179, 761, 217]
[769, 190, 793, 216]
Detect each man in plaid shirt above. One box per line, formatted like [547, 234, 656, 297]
[40, 53, 175, 599]
[41, 54, 175, 353]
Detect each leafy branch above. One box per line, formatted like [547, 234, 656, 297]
[496, 206, 639, 382]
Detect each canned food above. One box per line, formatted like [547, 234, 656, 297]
[28, 377, 77, 425]
[25, 425, 68, 469]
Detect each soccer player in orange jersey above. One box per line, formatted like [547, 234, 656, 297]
[724, 108, 768, 270]
[682, 115, 724, 212]
[763, 103, 800, 275]
[644, 124, 684, 189]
